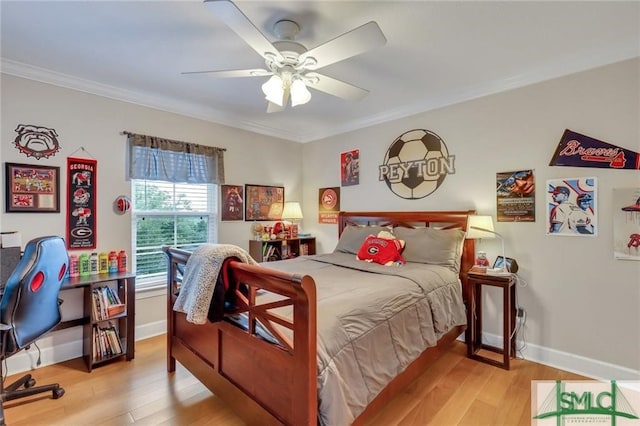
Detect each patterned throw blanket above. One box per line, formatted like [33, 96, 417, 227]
[173, 244, 258, 324]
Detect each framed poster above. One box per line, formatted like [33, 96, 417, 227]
[319, 187, 340, 224]
[546, 177, 597, 236]
[245, 184, 284, 221]
[221, 184, 244, 221]
[341, 149, 359, 186]
[5, 162, 60, 212]
[496, 169, 535, 222]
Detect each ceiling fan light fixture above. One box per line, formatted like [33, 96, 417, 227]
[262, 75, 284, 106]
[290, 78, 311, 107]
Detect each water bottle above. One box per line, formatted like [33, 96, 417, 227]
[90, 252, 99, 275]
[117, 250, 127, 273]
[108, 251, 118, 274]
[69, 253, 79, 278]
[79, 253, 90, 277]
[98, 252, 109, 274]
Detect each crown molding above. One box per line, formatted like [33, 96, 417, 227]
[0, 59, 303, 142]
[3, 48, 638, 144]
[299, 48, 640, 143]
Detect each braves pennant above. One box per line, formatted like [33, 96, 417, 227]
[549, 129, 640, 170]
[67, 157, 97, 249]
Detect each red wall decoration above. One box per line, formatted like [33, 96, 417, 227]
[67, 157, 97, 249]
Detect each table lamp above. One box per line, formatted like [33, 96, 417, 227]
[281, 201, 303, 237]
[466, 215, 511, 275]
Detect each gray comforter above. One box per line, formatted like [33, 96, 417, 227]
[264, 252, 467, 426]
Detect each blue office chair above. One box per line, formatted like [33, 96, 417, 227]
[0, 236, 69, 426]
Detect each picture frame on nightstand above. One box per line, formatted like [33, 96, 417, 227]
[493, 256, 519, 273]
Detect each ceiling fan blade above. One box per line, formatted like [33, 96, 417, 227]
[266, 87, 290, 113]
[299, 21, 386, 70]
[305, 72, 369, 101]
[181, 68, 271, 78]
[266, 102, 284, 113]
[205, 0, 284, 63]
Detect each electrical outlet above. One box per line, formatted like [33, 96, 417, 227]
[516, 308, 525, 318]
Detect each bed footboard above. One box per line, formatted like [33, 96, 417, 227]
[163, 247, 317, 426]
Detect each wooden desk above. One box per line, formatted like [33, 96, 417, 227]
[467, 271, 516, 370]
[60, 273, 136, 371]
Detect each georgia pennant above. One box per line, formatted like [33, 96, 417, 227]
[67, 157, 97, 249]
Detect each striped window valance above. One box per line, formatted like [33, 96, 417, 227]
[125, 131, 225, 184]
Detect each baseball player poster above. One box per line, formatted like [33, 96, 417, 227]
[340, 149, 359, 186]
[613, 187, 640, 260]
[496, 169, 535, 222]
[67, 157, 97, 249]
[546, 177, 597, 237]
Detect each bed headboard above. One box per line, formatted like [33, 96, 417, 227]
[337, 210, 476, 288]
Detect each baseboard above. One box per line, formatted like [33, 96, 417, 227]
[477, 331, 640, 380]
[4, 320, 167, 376]
[7, 323, 639, 381]
[135, 319, 167, 341]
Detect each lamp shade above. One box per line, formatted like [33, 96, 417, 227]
[466, 215, 495, 239]
[281, 202, 303, 220]
[262, 75, 284, 106]
[290, 79, 311, 107]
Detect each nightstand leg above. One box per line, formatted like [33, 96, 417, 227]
[503, 284, 510, 370]
[466, 283, 475, 357]
[510, 284, 517, 357]
[475, 286, 483, 352]
[464, 283, 475, 357]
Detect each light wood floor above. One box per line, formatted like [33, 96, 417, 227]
[3, 335, 587, 425]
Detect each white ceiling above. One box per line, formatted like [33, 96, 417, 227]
[1, 1, 639, 143]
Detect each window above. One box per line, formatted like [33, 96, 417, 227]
[132, 180, 217, 288]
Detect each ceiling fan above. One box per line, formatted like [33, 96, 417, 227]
[183, 0, 387, 112]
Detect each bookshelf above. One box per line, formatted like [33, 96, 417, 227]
[64, 273, 135, 372]
[249, 237, 316, 262]
[90, 286, 126, 364]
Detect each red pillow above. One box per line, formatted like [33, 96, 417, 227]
[356, 235, 406, 266]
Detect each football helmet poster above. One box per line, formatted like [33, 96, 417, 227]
[67, 157, 97, 249]
[496, 169, 535, 222]
[546, 177, 597, 237]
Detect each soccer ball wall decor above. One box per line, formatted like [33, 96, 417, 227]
[378, 129, 456, 199]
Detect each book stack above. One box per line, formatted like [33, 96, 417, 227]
[92, 286, 125, 320]
[262, 244, 281, 261]
[92, 322, 123, 361]
[300, 243, 309, 256]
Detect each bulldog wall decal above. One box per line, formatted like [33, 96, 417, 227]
[13, 124, 61, 159]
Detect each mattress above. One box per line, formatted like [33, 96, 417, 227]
[262, 252, 467, 425]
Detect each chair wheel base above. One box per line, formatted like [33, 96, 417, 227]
[25, 378, 36, 388]
[53, 387, 65, 399]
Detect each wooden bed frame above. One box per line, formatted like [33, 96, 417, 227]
[163, 210, 475, 425]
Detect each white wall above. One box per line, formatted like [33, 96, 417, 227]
[302, 58, 640, 378]
[1, 59, 638, 380]
[0, 74, 301, 374]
